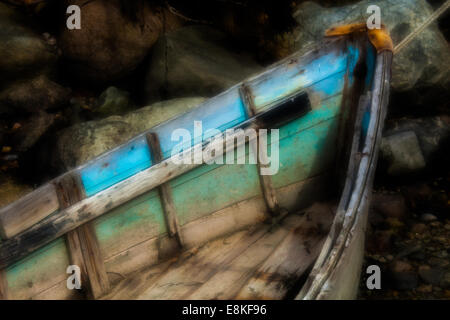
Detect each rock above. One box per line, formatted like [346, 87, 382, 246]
[383, 117, 450, 165]
[291, 0, 450, 94]
[371, 193, 408, 220]
[389, 260, 418, 290]
[59, 0, 182, 84]
[367, 230, 392, 253]
[93, 87, 133, 117]
[416, 284, 433, 294]
[52, 97, 206, 171]
[0, 2, 57, 79]
[380, 131, 426, 176]
[12, 111, 58, 152]
[441, 271, 450, 289]
[0, 3, 68, 115]
[402, 183, 433, 209]
[145, 26, 262, 103]
[0, 174, 33, 208]
[0, 75, 69, 114]
[420, 213, 438, 222]
[411, 223, 427, 234]
[418, 265, 444, 285]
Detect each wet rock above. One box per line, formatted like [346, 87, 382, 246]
[0, 3, 57, 79]
[441, 271, 450, 289]
[0, 3, 68, 115]
[52, 97, 206, 171]
[291, 0, 450, 95]
[411, 223, 427, 234]
[12, 111, 58, 153]
[367, 230, 393, 253]
[383, 117, 450, 164]
[0, 75, 69, 114]
[59, 0, 182, 84]
[389, 260, 418, 290]
[418, 265, 444, 286]
[371, 193, 408, 220]
[380, 131, 426, 176]
[420, 213, 438, 222]
[0, 174, 33, 208]
[416, 284, 433, 294]
[145, 26, 262, 103]
[93, 87, 133, 117]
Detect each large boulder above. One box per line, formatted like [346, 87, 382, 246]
[58, 0, 182, 84]
[0, 3, 68, 115]
[292, 0, 450, 94]
[52, 97, 206, 171]
[0, 2, 56, 80]
[0, 75, 69, 114]
[145, 26, 262, 103]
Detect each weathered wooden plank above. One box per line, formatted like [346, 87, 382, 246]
[76, 223, 111, 299]
[136, 226, 268, 300]
[186, 215, 304, 300]
[0, 269, 7, 300]
[236, 203, 334, 299]
[0, 184, 59, 239]
[53, 172, 110, 299]
[80, 137, 152, 197]
[147, 133, 183, 247]
[6, 238, 70, 300]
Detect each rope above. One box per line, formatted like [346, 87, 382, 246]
[394, 0, 450, 53]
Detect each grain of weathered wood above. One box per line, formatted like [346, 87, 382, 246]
[0, 269, 8, 300]
[53, 172, 110, 299]
[186, 215, 305, 300]
[77, 223, 111, 299]
[0, 183, 59, 239]
[0, 129, 256, 269]
[146, 132, 183, 247]
[236, 203, 334, 299]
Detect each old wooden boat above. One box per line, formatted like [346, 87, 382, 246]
[0, 24, 393, 300]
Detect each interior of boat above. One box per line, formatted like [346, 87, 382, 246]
[0, 29, 392, 300]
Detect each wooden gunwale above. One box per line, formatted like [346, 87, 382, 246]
[297, 51, 392, 299]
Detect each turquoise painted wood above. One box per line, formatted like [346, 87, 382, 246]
[6, 238, 69, 299]
[81, 136, 152, 197]
[154, 88, 248, 160]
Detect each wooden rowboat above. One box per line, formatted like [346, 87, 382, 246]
[0, 25, 393, 300]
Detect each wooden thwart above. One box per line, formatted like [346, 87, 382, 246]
[0, 183, 59, 239]
[53, 173, 110, 299]
[146, 132, 184, 247]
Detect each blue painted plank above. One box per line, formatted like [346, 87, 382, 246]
[81, 137, 152, 197]
[154, 88, 248, 159]
[249, 50, 349, 111]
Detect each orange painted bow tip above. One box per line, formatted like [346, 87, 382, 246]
[325, 23, 394, 52]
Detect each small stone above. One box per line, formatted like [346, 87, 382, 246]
[417, 284, 433, 293]
[380, 131, 426, 176]
[444, 224, 450, 231]
[440, 271, 450, 289]
[419, 266, 444, 285]
[389, 261, 418, 290]
[371, 193, 408, 220]
[421, 213, 438, 222]
[411, 223, 427, 234]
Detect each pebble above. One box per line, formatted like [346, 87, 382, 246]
[417, 284, 433, 293]
[420, 213, 438, 222]
[418, 266, 444, 285]
[411, 223, 427, 234]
